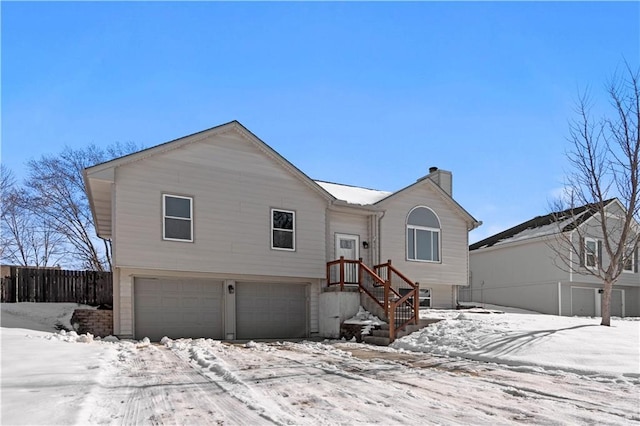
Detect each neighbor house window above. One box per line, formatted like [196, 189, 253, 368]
[623, 245, 636, 273]
[584, 237, 598, 269]
[163, 194, 193, 242]
[407, 206, 440, 262]
[271, 209, 295, 250]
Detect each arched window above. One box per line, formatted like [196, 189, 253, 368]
[407, 206, 441, 262]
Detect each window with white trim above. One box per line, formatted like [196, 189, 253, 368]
[407, 206, 440, 262]
[419, 288, 432, 308]
[271, 209, 295, 250]
[584, 237, 598, 268]
[623, 245, 635, 273]
[163, 194, 193, 242]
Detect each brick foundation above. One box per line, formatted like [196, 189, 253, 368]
[71, 309, 113, 337]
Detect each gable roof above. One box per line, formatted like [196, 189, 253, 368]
[374, 175, 481, 230]
[469, 199, 618, 251]
[84, 121, 336, 238]
[84, 120, 481, 237]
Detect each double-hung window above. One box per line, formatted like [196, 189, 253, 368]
[407, 206, 441, 262]
[271, 209, 295, 250]
[584, 237, 598, 269]
[163, 194, 193, 242]
[623, 245, 636, 273]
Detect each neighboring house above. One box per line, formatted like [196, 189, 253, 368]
[84, 121, 480, 341]
[468, 199, 639, 317]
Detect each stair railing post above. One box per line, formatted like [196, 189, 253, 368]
[326, 261, 330, 287]
[388, 301, 396, 342]
[358, 257, 363, 290]
[414, 282, 420, 325]
[339, 256, 345, 291]
[383, 278, 389, 319]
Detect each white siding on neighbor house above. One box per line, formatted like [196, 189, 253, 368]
[469, 208, 640, 316]
[568, 226, 640, 287]
[469, 239, 568, 315]
[378, 183, 470, 291]
[326, 210, 372, 265]
[113, 130, 327, 279]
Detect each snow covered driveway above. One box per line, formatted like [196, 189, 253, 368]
[77, 338, 636, 425]
[2, 304, 638, 425]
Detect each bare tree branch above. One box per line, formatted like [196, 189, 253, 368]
[22, 142, 141, 270]
[550, 65, 640, 326]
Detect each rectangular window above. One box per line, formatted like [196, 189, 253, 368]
[419, 288, 432, 308]
[163, 194, 193, 242]
[407, 227, 440, 262]
[623, 246, 635, 273]
[585, 238, 597, 268]
[271, 209, 295, 250]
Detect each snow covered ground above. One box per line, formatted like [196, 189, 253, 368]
[1, 302, 639, 425]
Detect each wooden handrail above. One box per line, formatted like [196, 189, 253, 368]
[374, 259, 418, 289]
[326, 258, 419, 343]
[359, 262, 387, 287]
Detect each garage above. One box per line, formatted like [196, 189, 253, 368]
[236, 282, 308, 339]
[571, 287, 596, 316]
[608, 289, 624, 317]
[571, 287, 625, 317]
[134, 278, 224, 341]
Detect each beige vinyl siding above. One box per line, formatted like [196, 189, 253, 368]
[113, 131, 326, 278]
[378, 184, 469, 289]
[424, 284, 457, 309]
[326, 210, 371, 265]
[308, 280, 320, 334]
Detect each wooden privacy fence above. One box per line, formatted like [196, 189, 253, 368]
[0, 267, 112, 305]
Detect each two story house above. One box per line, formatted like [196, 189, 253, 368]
[84, 121, 480, 341]
[469, 199, 639, 317]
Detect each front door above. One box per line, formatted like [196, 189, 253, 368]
[335, 233, 359, 284]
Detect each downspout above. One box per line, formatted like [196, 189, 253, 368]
[376, 211, 386, 266]
[557, 281, 562, 316]
[569, 231, 574, 282]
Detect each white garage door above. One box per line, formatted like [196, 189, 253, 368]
[607, 290, 624, 317]
[134, 278, 224, 341]
[571, 287, 625, 317]
[236, 282, 307, 339]
[571, 287, 596, 316]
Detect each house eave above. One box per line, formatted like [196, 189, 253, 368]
[470, 232, 560, 253]
[375, 177, 481, 231]
[83, 168, 114, 239]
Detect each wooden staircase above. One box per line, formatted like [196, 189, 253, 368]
[326, 257, 422, 344]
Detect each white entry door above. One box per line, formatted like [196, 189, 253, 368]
[335, 233, 359, 284]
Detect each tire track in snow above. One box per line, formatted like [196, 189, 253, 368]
[81, 341, 271, 425]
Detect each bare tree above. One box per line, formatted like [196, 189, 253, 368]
[551, 65, 639, 326]
[23, 142, 141, 271]
[1, 166, 66, 266]
[0, 165, 17, 262]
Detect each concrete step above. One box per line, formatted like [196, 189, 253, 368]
[363, 335, 391, 346]
[366, 318, 443, 345]
[370, 328, 390, 338]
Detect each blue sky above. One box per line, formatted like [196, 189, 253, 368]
[2, 1, 639, 242]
